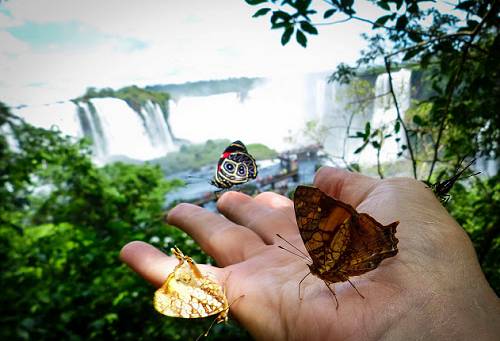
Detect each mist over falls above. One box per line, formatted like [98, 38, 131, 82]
[75, 98, 177, 162]
[14, 70, 413, 165]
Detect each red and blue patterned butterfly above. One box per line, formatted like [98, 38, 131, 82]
[211, 140, 258, 189]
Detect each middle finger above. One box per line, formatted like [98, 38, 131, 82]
[216, 191, 298, 244]
[166, 203, 265, 266]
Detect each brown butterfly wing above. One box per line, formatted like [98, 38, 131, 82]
[294, 185, 399, 282]
[338, 213, 399, 276]
[294, 186, 353, 274]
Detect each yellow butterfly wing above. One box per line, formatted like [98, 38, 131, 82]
[153, 248, 228, 319]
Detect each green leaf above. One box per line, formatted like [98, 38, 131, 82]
[466, 20, 480, 30]
[296, 30, 307, 47]
[341, 0, 354, 7]
[245, 0, 268, 5]
[350, 163, 361, 172]
[350, 131, 366, 138]
[354, 141, 368, 154]
[281, 27, 294, 45]
[323, 8, 336, 18]
[408, 30, 423, 43]
[377, 1, 390, 11]
[403, 47, 423, 61]
[300, 21, 318, 35]
[407, 2, 419, 14]
[253, 8, 271, 17]
[395, 120, 401, 133]
[365, 121, 371, 136]
[373, 14, 393, 28]
[419, 52, 431, 68]
[271, 10, 291, 25]
[432, 82, 443, 95]
[457, 0, 475, 10]
[395, 15, 408, 30]
[412, 115, 424, 125]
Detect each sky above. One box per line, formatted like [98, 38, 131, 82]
[0, 0, 384, 106]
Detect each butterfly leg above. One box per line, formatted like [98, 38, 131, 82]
[323, 281, 339, 310]
[297, 271, 311, 300]
[345, 277, 365, 299]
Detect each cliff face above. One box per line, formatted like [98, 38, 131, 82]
[146, 77, 266, 100]
[48, 68, 425, 164]
[72, 86, 178, 163]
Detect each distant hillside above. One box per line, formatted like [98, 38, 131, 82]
[150, 139, 278, 175]
[146, 77, 266, 100]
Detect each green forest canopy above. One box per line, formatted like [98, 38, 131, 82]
[152, 139, 278, 175]
[1, 0, 499, 339]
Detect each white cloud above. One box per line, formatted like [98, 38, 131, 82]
[0, 30, 29, 54]
[0, 0, 369, 105]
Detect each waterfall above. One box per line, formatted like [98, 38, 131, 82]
[15, 98, 178, 163]
[318, 68, 412, 167]
[168, 75, 311, 151]
[75, 101, 108, 159]
[140, 100, 176, 154]
[363, 68, 412, 164]
[12, 69, 412, 167]
[80, 98, 177, 162]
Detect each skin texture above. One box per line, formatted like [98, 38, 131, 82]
[120, 167, 500, 340]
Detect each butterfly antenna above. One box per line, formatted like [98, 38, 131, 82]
[228, 294, 245, 308]
[276, 234, 312, 261]
[196, 316, 219, 341]
[323, 281, 339, 310]
[196, 295, 244, 341]
[278, 246, 311, 265]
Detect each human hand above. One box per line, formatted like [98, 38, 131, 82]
[120, 167, 500, 340]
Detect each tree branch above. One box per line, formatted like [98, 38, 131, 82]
[384, 58, 418, 179]
[426, 1, 497, 181]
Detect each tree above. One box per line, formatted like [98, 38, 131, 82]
[244, 0, 500, 294]
[246, 0, 499, 180]
[0, 104, 249, 339]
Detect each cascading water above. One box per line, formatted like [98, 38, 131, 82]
[319, 69, 412, 166]
[13, 69, 412, 167]
[363, 68, 412, 164]
[141, 100, 176, 154]
[75, 101, 108, 160]
[81, 98, 177, 162]
[168, 75, 312, 151]
[15, 98, 178, 163]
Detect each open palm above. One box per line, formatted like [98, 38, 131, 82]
[121, 167, 499, 340]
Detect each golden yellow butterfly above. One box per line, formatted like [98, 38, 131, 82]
[153, 247, 229, 326]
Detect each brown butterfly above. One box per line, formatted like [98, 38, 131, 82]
[153, 247, 229, 331]
[280, 185, 399, 308]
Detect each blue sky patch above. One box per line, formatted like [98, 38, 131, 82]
[0, 6, 12, 17]
[6, 20, 148, 52]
